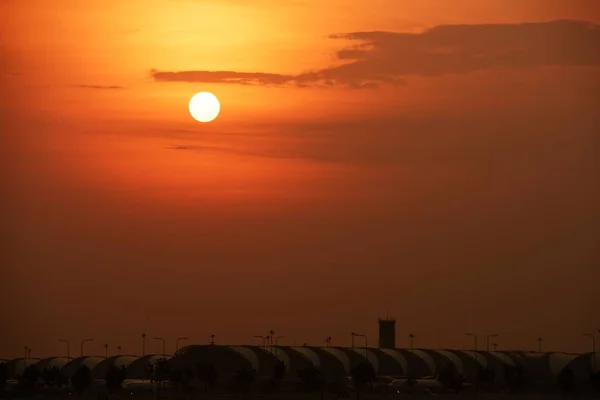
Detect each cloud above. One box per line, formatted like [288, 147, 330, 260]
[165, 145, 194, 150]
[72, 85, 126, 90]
[151, 19, 600, 88]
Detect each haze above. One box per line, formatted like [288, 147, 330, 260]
[1, 0, 598, 358]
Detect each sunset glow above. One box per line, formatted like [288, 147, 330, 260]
[2, 0, 598, 359]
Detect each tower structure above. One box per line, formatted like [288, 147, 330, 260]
[378, 318, 396, 348]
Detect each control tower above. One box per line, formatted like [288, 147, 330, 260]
[378, 318, 396, 348]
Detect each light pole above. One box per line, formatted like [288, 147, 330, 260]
[254, 335, 268, 348]
[486, 334, 499, 352]
[274, 336, 285, 357]
[176, 337, 189, 351]
[584, 333, 596, 373]
[325, 336, 332, 347]
[209, 334, 216, 345]
[465, 333, 477, 351]
[269, 330, 276, 352]
[353, 333, 368, 359]
[409, 334, 415, 351]
[81, 339, 93, 357]
[58, 339, 70, 361]
[142, 333, 147, 356]
[154, 337, 165, 357]
[351, 332, 356, 348]
[104, 343, 109, 358]
[537, 337, 543, 353]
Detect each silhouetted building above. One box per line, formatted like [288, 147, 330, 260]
[378, 318, 396, 348]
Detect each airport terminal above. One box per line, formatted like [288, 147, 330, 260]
[2, 319, 599, 395]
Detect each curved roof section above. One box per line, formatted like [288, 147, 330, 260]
[319, 347, 351, 374]
[92, 355, 138, 379]
[126, 355, 167, 379]
[378, 348, 408, 374]
[229, 346, 259, 372]
[461, 351, 487, 368]
[61, 356, 104, 377]
[34, 357, 70, 371]
[410, 350, 437, 375]
[269, 347, 292, 372]
[563, 352, 598, 388]
[433, 350, 464, 376]
[489, 351, 516, 366]
[170, 345, 258, 378]
[548, 352, 577, 377]
[5, 358, 41, 378]
[347, 348, 380, 374]
[290, 347, 320, 369]
[173, 345, 191, 358]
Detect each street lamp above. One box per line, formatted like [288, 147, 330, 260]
[209, 334, 216, 345]
[325, 336, 332, 347]
[353, 332, 368, 359]
[104, 343, 109, 358]
[486, 334, 499, 352]
[465, 333, 478, 351]
[254, 335, 268, 348]
[408, 334, 415, 351]
[154, 337, 165, 357]
[176, 337, 189, 351]
[80, 339, 93, 357]
[273, 336, 285, 357]
[142, 333, 147, 356]
[58, 339, 70, 361]
[269, 330, 276, 351]
[584, 333, 596, 373]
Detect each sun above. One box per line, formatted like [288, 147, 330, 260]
[188, 92, 220, 123]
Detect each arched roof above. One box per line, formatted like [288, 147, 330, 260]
[61, 356, 104, 377]
[548, 352, 578, 377]
[5, 358, 41, 378]
[269, 347, 292, 372]
[228, 346, 260, 372]
[336, 347, 380, 373]
[432, 350, 464, 376]
[489, 351, 516, 366]
[319, 347, 351, 375]
[378, 348, 408, 375]
[34, 357, 70, 371]
[169, 345, 259, 383]
[461, 350, 487, 368]
[409, 349, 437, 375]
[290, 346, 320, 369]
[92, 355, 138, 379]
[126, 354, 169, 379]
[563, 352, 599, 390]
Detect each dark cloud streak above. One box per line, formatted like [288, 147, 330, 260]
[72, 84, 126, 90]
[151, 20, 600, 88]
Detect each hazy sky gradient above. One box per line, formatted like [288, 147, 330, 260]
[1, 0, 598, 358]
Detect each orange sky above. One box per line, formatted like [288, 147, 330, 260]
[1, 0, 599, 358]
